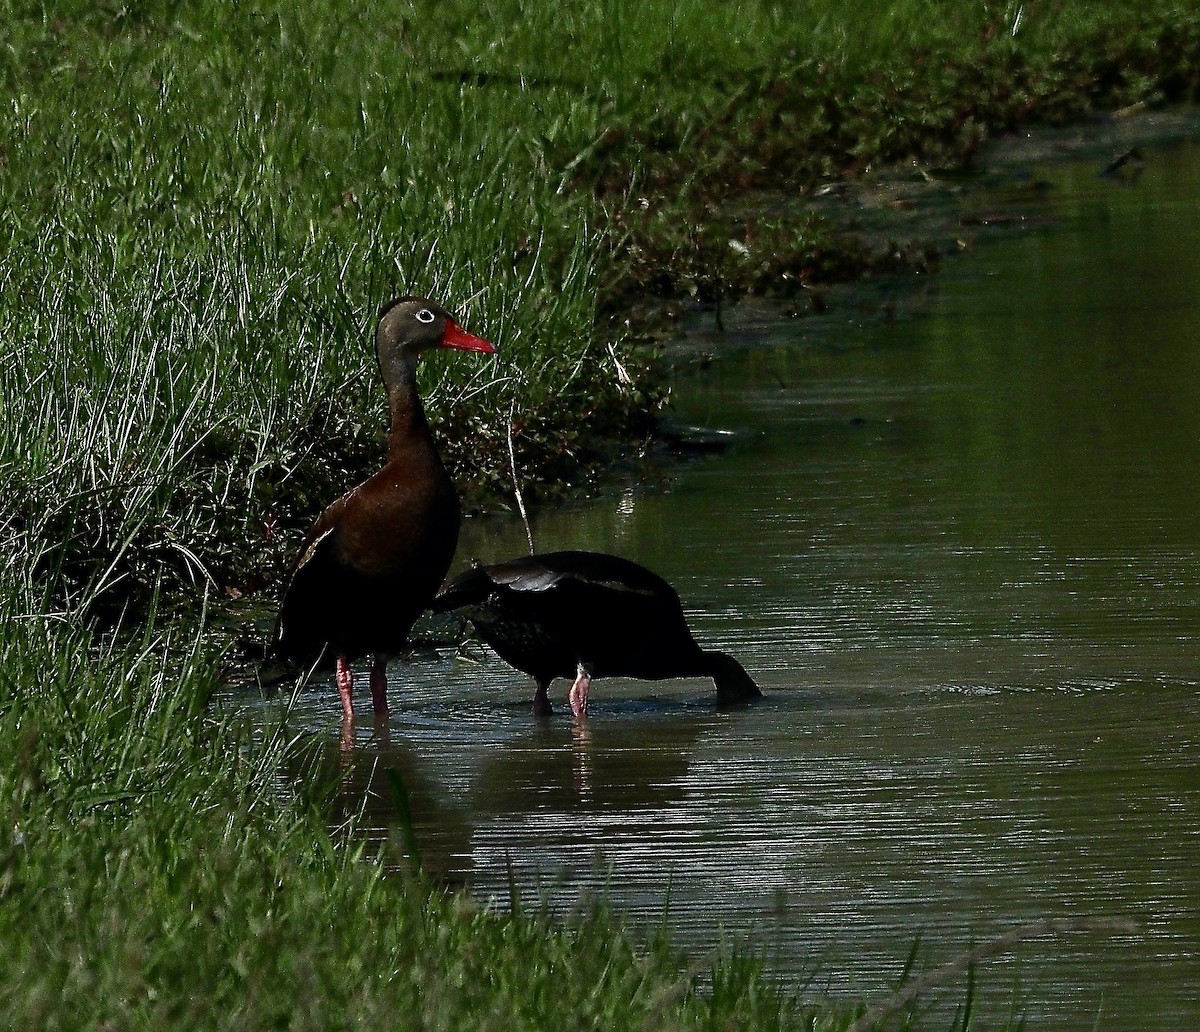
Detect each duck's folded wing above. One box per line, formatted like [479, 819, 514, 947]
[273, 526, 339, 659]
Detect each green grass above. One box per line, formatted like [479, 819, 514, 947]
[4, 0, 1200, 615]
[2, 0, 654, 615]
[3, 0, 1200, 1027]
[0, 584, 821, 1030]
[594, 2, 1200, 301]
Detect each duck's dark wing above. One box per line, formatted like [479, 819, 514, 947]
[272, 523, 342, 666]
[433, 552, 693, 681]
[435, 551, 671, 609]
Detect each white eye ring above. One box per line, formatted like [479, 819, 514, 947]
[415, 308, 435, 324]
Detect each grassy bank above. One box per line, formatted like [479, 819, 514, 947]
[3, 0, 1199, 1027]
[0, 587, 819, 1030]
[5, 1, 1200, 615]
[595, 2, 1200, 305]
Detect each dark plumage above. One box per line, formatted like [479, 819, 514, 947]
[273, 296, 496, 722]
[433, 550, 762, 716]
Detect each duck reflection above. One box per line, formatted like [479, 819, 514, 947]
[474, 702, 716, 815]
[283, 716, 474, 885]
[281, 688, 721, 893]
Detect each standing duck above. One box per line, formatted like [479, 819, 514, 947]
[273, 296, 496, 722]
[433, 550, 762, 716]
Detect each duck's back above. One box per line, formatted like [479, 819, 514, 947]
[436, 550, 700, 681]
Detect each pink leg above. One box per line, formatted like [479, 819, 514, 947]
[336, 655, 354, 722]
[370, 654, 390, 717]
[568, 664, 592, 718]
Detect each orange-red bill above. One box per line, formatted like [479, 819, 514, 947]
[441, 321, 497, 354]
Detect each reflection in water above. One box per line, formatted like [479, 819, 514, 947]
[472, 711, 706, 816]
[230, 132, 1200, 1031]
[571, 719, 591, 801]
[285, 712, 476, 880]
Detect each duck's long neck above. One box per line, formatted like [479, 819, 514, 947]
[380, 350, 433, 461]
[698, 650, 763, 706]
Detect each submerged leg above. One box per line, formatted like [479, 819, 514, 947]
[336, 655, 354, 722]
[568, 663, 593, 718]
[532, 679, 553, 718]
[369, 654, 390, 717]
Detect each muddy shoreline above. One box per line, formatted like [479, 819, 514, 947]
[613, 106, 1200, 349]
[508, 105, 1200, 505]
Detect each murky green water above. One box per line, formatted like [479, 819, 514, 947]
[244, 132, 1200, 1027]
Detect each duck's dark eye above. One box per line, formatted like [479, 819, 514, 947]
[415, 308, 435, 324]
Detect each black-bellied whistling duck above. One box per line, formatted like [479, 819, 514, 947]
[433, 550, 762, 716]
[273, 296, 496, 722]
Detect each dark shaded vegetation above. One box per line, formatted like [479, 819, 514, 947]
[593, 8, 1200, 308]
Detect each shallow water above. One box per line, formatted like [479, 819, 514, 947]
[237, 128, 1200, 1027]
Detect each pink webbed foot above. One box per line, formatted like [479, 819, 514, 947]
[568, 666, 592, 718]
